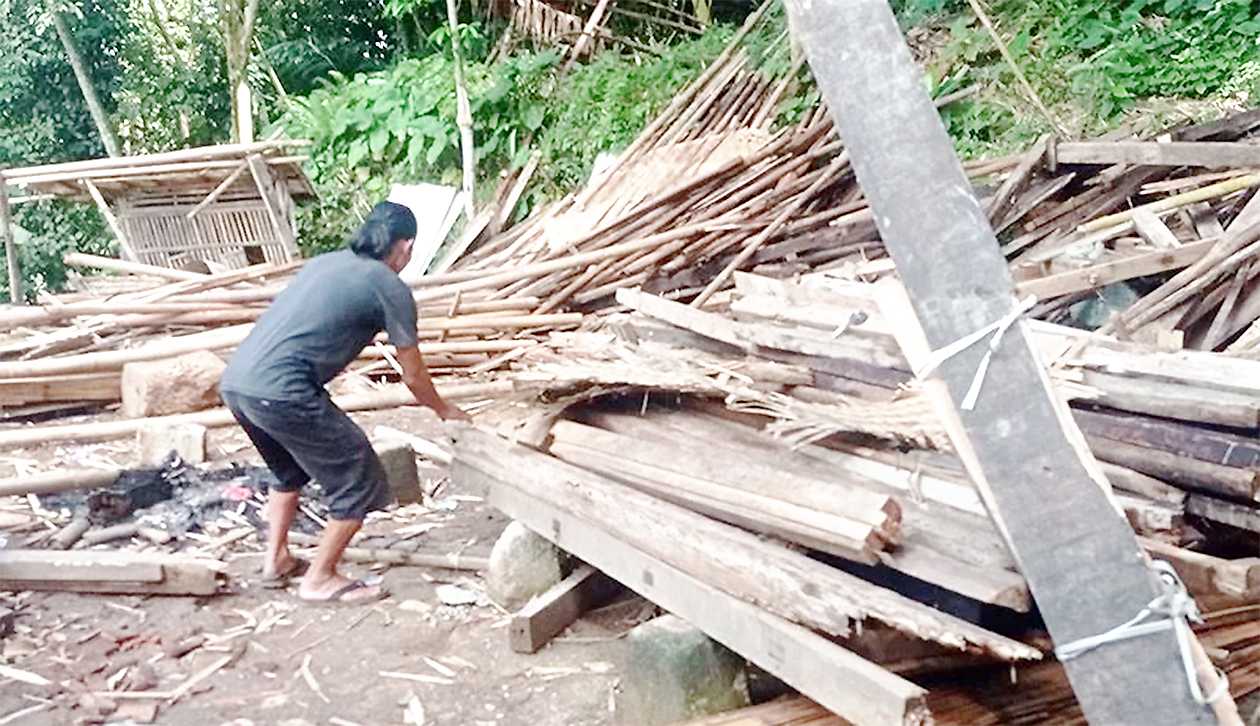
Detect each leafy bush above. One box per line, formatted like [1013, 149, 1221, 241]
[278, 48, 560, 252]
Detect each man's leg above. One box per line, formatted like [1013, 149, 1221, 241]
[298, 517, 382, 602]
[265, 490, 301, 577]
[222, 391, 312, 580]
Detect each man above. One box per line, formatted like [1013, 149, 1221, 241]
[220, 201, 469, 604]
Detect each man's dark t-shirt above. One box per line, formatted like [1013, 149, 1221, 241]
[220, 249, 418, 400]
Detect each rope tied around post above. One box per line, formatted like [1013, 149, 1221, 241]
[913, 295, 1037, 410]
[1054, 560, 1229, 706]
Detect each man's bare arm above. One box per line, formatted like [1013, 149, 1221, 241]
[395, 346, 471, 422]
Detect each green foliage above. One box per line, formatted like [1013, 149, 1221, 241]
[0, 202, 112, 302]
[916, 0, 1260, 157]
[277, 48, 560, 252]
[533, 27, 734, 197]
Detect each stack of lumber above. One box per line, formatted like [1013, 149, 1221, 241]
[606, 273, 1260, 556]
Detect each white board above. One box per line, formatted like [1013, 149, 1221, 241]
[387, 183, 464, 283]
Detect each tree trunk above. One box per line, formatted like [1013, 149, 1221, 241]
[49, 9, 121, 157]
[446, 0, 476, 219]
[221, 0, 260, 142]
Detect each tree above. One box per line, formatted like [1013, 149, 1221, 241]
[48, 5, 122, 156]
[221, 0, 261, 141]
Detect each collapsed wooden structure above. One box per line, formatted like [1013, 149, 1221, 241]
[4, 0, 1260, 722]
[1, 140, 314, 302]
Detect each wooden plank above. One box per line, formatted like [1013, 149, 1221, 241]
[1076, 369, 1260, 428]
[455, 430, 1040, 661]
[1073, 408, 1260, 471]
[0, 550, 219, 595]
[463, 466, 933, 726]
[0, 373, 121, 406]
[1056, 141, 1260, 168]
[1133, 209, 1184, 249]
[788, 1, 1226, 722]
[1187, 496, 1260, 533]
[246, 154, 298, 256]
[1014, 239, 1214, 300]
[84, 179, 139, 262]
[509, 564, 620, 654]
[1086, 435, 1257, 502]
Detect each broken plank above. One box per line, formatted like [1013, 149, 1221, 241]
[0, 550, 219, 595]
[1015, 239, 1214, 300]
[790, 0, 1227, 720]
[1055, 141, 1260, 168]
[510, 564, 620, 654]
[466, 465, 934, 726]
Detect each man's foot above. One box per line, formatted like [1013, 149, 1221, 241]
[298, 573, 386, 604]
[261, 552, 308, 588]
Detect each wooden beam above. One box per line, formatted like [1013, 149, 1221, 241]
[1056, 141, 1260, 168]
[246, 154, 298, 257]
[1186, 496, 1260, 533]
[0, 550, 219, 595]
[83, 178, 139, 261]
[462, 462, 934, 725]
[1, 177, 20, 304]
[788, 0, 1228, 721]
[1015, 239, 1214, 300]
[509, 564, 620, 653]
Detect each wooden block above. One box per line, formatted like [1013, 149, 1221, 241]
[509, 564, 620, 653]
[121, 350, 226, 418]
[0, 550, 219, 596]
[137, 422, 207, 466]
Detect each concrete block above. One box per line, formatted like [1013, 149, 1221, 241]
[375, 441, 421, 504]
[614, 614, 749, 725]
[486, 521, 567, 609]
[137, 422, 207, 466]
[121, 350, 226, 418]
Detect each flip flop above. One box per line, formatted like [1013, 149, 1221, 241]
[259, 557, 310, 589]
[299, 579, 388, 606]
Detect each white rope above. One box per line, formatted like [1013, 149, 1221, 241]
[1055, 560, 1229, 706]
[913, 295, 1037, 410]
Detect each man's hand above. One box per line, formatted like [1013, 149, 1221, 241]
[395, 345, 473, 423]
[436, 402, 472, 423]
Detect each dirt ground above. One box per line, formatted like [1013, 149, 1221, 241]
[0, 406, 652, 725]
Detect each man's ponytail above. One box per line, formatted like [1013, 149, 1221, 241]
[349, 201, 417, 260]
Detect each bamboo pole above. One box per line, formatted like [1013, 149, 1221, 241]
[64, 252, 207, 282]
[0, 380, 512, 449]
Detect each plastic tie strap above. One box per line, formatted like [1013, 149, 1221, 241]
[913, 295, 1037, 411]
[1054, 560, 1228, 706]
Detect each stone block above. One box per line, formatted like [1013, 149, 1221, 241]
[614, 614, 749, 725]
[121, 351, 226, 418]
[486, 521, 567, 609]
[375, 441, 421, 504]
[137, 422, 207, 466]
